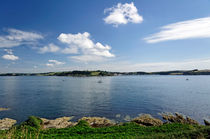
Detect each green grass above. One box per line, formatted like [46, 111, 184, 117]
[20, 116, 43, 129]
[90, 71, 100, 76]
[0, 117, 210, 139]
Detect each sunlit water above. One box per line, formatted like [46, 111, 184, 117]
[0, 76, 210, 124]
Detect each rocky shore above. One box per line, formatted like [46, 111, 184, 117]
[0, 113, 210, 130]
[0, 118, 17, 130]
[41, 116, 76, 129]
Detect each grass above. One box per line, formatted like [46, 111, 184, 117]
[0, 117, 210, 139]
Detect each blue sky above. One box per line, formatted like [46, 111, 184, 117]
[0, 0, 210, 73]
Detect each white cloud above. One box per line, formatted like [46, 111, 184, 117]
[2, 54, 19, 61]
[39, 43, 60, 53]
[2, 49, 19, 61]
[104, 2, 143, 27]
[0, 28, 43, 48]
[58, 32, 115, 62]
[46, 63, 54, 67]
[144, 17, 210, 43]
[71, 55, 105, 62]
[46, 59, 65, 67]
[48, 60, 65, 65]
[4, 49, 13, 54]
[62, 47, 78, 54]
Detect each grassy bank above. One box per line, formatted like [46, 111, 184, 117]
[0, 117, 210, 139]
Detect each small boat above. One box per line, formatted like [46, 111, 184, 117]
[98, 80, 102, 83]
[186, 78, 189, 81]
[97, 76, 103, 83]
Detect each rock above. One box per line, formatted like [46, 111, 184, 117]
[162, 113, 175, 122]
[41, 116, 76, 129]
[79, 117, 115, 127]
[204, 119, 210, 126]
[115, 114, 121, 118]
[186, 116, 199, 125]
[162, 113, 185, 123]
[124, 115, 131, 121]
[161, 113, 199, 125]
[0, 118, 16, 130]
[132, 114, 163, 126]
[175, 113, 185, 123]
[0, 108, 10, 111]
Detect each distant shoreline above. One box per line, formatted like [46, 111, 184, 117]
[1, 69, 210, 76]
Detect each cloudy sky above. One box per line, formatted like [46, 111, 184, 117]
[0, 0, 210, 73]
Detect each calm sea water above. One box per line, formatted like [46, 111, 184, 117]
[0, 75, 210, 124]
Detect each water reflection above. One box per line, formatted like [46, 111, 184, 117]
[54, 77, 112, 119]
[1, 77, 18, 108]
[0, 76, 210, 123]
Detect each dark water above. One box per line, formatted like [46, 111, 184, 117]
[0, 76, 210, 124]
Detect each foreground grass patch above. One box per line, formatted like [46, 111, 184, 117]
[1, 118, 210, 139]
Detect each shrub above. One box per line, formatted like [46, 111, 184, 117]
[76, 120, 89, 127]
[21, 116, 43, 129]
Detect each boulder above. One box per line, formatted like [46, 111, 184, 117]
[41, 116, 76, 129]
[161, 113, 199, 125]
[79, 117, 115, 127]
[0, 118, 16, 130]
[115, 114, 121, 118]
[186, 116, 199, 125]
[204, 119, 210, 126]
[124, 115, 131, 121]
[162, 113, 184, 123]
[132, 114, 163, 126]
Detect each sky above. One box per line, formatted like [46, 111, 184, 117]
[0, 0, 210, 73]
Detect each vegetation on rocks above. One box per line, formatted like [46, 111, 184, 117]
[0, 113, 210, 138]
[41, 116, 76, 129]
[79, 117, 115, 127]
[132, 114, 163, 126]
[161, 112, 199, 125]
[20, 116, 43, 129]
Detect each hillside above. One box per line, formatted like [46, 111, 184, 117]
[1, 69, 210, 76]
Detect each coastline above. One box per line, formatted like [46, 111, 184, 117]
[1, 69, 210, 76]
[0, 113, 210, 138]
